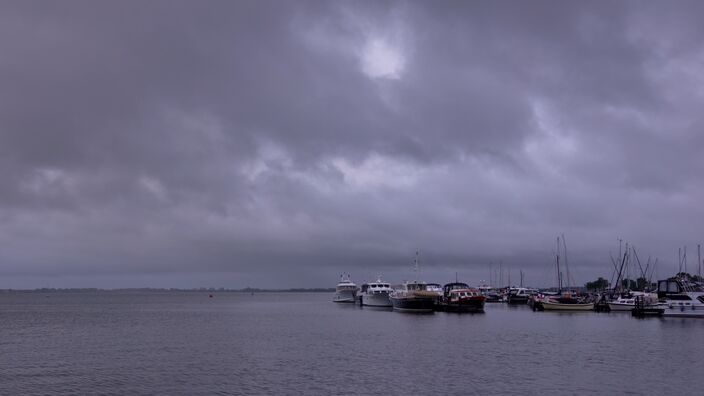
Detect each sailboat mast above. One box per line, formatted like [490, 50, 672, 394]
[698, 244, 701, 279]
[499, 261, 503, 288]
[562, 234, 570, 290]
[682, 246, 687, 275]
[520, 270, 524, 287]
[556, 236, 562, 291]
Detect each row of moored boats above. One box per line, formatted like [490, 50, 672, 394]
[334, 275, 486, 313]
[335, 275, 704, 317]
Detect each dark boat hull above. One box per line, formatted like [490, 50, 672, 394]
[438, 299, 485, 313]
[390, 296, 435, 313]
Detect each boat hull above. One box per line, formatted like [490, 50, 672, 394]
[661, 303, 704, 318]
[608, 302, 635, 311]
[541, 301, 594, 311]
[390, 296, 435, 313]
[333, 290, 356, 303]
[362, 293, 392, 307]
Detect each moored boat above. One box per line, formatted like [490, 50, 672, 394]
[389, 251, 437, 313]
[658, 278, 704, 318]
[361, 277, 393, 307]
[482, 289, 503, 303]
[438, 282, 486, 313]
[608, 292, 658, 312]
[506, 287, 531, 305]
[540, 292, 594, 311]
[538, 236, 593, 311]
[389, 281, 436, 313]
[333, 274, 357, 303]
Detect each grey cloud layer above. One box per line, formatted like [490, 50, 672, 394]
[1, 1, 703, 288]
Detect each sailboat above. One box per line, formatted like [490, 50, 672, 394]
[540, 235, 594, 311]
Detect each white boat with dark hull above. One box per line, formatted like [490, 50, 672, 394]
[333, 274, 357, 303]
[507, 287, 531, 305]
[361, 277, 393, 307]
[388, 251, 437, 313]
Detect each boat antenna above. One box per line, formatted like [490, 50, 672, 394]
[414, 250, 420, 281]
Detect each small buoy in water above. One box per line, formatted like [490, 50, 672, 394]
[209, 294, 213, 298]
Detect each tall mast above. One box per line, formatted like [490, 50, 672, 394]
[684, 246, 688, 275]
[698, 244, 701, 279]
[499, 261, 503, 288]
[562, 234, 571, 289]
[556, 236, 562, 291]
[520, 270, 524, 287]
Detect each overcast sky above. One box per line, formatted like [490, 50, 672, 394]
[1, 1, 703, 289]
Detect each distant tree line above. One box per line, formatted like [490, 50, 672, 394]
[584, 277, 609, 292]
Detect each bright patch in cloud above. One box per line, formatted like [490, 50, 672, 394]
[524, 99, 578, 174]
[21, 168, 75, 195]
[139, 176, 167, 201]
[360, 38, 405, 80]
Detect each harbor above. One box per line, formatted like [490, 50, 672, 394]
[334, 273, 704, 318]
[333, 245, 704, 318]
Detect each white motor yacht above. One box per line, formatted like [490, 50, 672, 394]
[333, 274, 357, 303]
[658, 279, 704, 318]
[608, 291, 658, 312]
[361, 277, 393, 307]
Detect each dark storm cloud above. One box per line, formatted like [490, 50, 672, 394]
[1, 1, 703, 288]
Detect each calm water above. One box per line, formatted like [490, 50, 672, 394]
[1, 291, 702, 395]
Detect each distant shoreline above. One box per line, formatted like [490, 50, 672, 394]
[0, 287, 336, 293]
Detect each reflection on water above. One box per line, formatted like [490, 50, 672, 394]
[1, 291, 702, 395]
